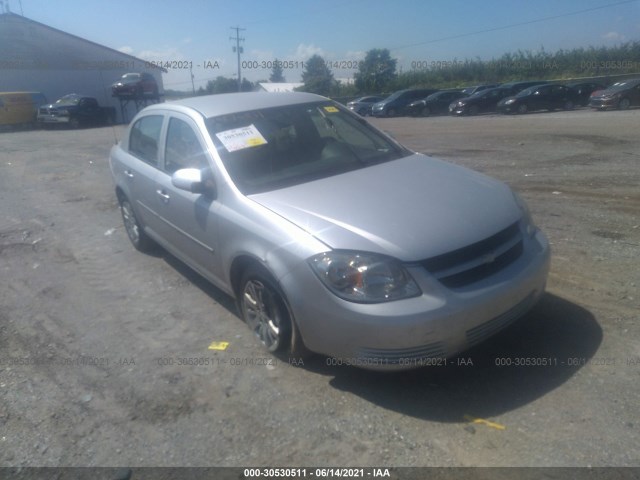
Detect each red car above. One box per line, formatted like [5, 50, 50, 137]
[111, 72, 159, 98]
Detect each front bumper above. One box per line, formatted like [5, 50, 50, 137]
[280, 228, 551, 370]
[589, 98, 617, 109]
[497, 104, 516, 113]
[37, 114, 69, 124]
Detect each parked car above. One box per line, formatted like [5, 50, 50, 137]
[371, 89, 439, 117]
[109, 91, 550, 370]
[37, 94, 116, 128]
[497, 84, 579, 114]
[0, 91, 47, 128]
[407, 90, 468, 117]
[567, 82, 605, 106]
[589, 78, 640, 110]
[111, 72, 159, 98]
[461, 84, 500, 96]
[346, 96, 385, 116]
[449, 87, 512, 115]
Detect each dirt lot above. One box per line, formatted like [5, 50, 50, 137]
[0, 108, 638, 469]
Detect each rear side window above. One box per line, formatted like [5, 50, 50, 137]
[129, 115, 163, 166]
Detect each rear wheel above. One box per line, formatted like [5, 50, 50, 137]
[618, 98, 631, 110]
[119, 197, 154, 252]
[239, 266, 309, 358]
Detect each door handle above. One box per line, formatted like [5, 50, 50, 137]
[123, 169, 134, 178]
[156, 189, 170, 203]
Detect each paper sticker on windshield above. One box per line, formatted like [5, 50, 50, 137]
[323, 106, 339, 113]
[215, 124, 267, 152]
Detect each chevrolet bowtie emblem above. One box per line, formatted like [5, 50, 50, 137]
[482, 252, 497, 264]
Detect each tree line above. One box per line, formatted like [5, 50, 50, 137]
[196, 42, 640, 97]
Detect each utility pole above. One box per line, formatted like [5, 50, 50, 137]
[230, 26, 245, 92]
[190, 65, 195, 95]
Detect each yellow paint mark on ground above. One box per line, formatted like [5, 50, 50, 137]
[463, 414, 506, 430]
[208, 341, 230, 351]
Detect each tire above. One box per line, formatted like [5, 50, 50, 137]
[517, 104, 528, 114]
[420, 107, 431, 117]
[618, 98, 631, 110]
[239, 266, 308, 357]
[119, 197, 154, 252]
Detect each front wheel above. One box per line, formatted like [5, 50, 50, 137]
[239, 267, 308, 357]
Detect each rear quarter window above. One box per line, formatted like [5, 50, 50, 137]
[129, 115, 164, 166]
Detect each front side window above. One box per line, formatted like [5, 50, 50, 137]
[129, 115, 163, 166]
[207, 102, 409, 194]
[164, 117, 207, 174]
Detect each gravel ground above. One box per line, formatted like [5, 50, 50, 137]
[0, 107, 638, 469]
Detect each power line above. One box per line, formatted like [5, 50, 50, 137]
[389, 0, 640, 51]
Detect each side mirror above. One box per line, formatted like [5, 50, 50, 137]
[171, 168, 214, 195]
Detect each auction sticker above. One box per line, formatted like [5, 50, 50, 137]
[216, 124, 267, 152]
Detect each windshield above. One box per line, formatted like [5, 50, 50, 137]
[516, 88, 534, 97]
[606, 81, 638, 91]
[55, 95, 80, 106]
[206, 102, 409, 194]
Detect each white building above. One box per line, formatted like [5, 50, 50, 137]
[258, 82, 304, 93]
[0, 12, 164, 122]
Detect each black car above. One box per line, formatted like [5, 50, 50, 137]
[568, 82, 605, 106]
[589, 78, 640, 110]
[497, 84, 579, 114]
[37, 94, 116, 128]
[407, 90, 468, 116]
[371, 89, 439, 117]
[449, 87, 512, 116]
[346, 96, 385, 116]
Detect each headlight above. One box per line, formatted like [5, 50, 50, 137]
[512, 191, 537, 237]
[505, 99, 516, 105]
[309, 251, 421, 303]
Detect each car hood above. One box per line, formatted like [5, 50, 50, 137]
[498, 96, 518, 105]
[249, 153, 521, 261]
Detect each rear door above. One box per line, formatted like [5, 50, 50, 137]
[118, 114, 166, 237]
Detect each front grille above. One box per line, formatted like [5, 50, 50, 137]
[420, 222, 523, 289]
[357, 342, 446, 365]
[465, 292, 536, 347]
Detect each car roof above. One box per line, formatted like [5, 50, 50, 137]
[151, 92, 328, 118]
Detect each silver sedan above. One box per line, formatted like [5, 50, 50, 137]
[109, 92, 550, 370]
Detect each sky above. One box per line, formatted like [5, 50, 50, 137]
[7, 0, 640, 91]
